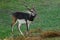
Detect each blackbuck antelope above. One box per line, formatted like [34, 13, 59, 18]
[11, 4, 37, 36]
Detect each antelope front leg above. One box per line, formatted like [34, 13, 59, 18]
[26, 21, 30, 35]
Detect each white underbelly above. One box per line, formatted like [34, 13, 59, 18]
[17, 19, 26, 24]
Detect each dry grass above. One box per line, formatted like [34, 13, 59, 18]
[2, 28, 60, 40]
[40, 31, 60, 38]
[3, 36, 42, 40]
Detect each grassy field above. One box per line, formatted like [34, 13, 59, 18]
[0, 0, 60, 39]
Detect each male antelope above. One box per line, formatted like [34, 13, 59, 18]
[11, 5, 37, 36]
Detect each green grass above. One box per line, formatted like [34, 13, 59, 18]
[0, 0, 60, 39]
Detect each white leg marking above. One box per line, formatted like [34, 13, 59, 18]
[12, 26, 14, 33]
[18, 24, 24, 36]
[12, 21, 17, 33]
[27, 21, 31, 30]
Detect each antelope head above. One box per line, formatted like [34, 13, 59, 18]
[23, 1, 36, 16]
